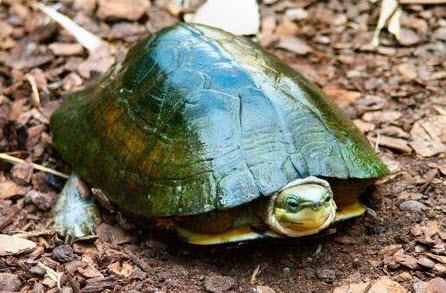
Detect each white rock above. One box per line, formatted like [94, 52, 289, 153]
[186, 0, 260, 35]
[0, 234, 36, 256]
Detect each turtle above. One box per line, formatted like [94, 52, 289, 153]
[50, 23, 389, 245]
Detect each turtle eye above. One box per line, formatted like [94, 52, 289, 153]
[285, 194, 301, 212]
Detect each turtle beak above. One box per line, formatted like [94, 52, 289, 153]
[265, 177, 337, 237]
[275, 196, 336, 232]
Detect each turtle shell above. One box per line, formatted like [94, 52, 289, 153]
[50, 23, 389, 217]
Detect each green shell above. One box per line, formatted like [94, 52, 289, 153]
[50, 23, 389, 217]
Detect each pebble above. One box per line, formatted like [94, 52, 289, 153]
[399, 200, 426, 212]
[282, 267, 291, 276]
[0, 273, 22, 292]
[204, 275, 236, 293]
[315, 268, 336, 283]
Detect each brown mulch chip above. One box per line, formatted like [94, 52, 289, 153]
[1, 42, 54, 70]
[0, 180, 30, 199]
[277, 36, 312, 55]
[49, 43, 85, 56]
[0, 273, 22, 292]
[97, 0, 150, 21]
[410, 115, 446, 157]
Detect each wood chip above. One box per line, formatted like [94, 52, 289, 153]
[0, 234, 36, 256]
[368, 276, 407, 293]
[97, 0, 149, 21]
[410, 116, 446, 157]
[353, 119, 376, 133]
[323, 85, 362, 108]
[397, 63, 417, 80]
[362, 111, 402, 124]
[0, 180, 29, 199]
[333, 282, 370, 293]
[107, 262, 133, 278]
[373, 135, 412, 153]
[397, 28, 421, 46]
[49, 43, 84, 56]
[394, 252, 419, 270]
[277, 36, 312, 55]
[275, 19, 298, 37]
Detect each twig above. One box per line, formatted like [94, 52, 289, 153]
[13, 229, 55, 239]
[312, 244, 322, 256]
[0, 153, 69, 179]
[38, 262, 63, 289]
[374, 131, 381, 152]
[37, 4, 105, 53]
[433, 106, 446, 116]
[250, 265, 261, 285]
[26, 74, 41, 108]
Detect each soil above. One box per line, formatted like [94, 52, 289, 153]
[0, 0, 446, 292]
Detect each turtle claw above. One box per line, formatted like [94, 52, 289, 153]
[52, 174, 100, 240]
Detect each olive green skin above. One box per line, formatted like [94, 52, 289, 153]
[50, 23, 389, 218]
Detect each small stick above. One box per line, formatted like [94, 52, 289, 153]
[433, 106, 446, 116]
[37, 4, 105, 53]
[26, 74, 41, 108]
[0, 153, 69, 179]
[13, 229, 55, 239]
[250, 265, 261, 284]
[374, 131, 381, 152]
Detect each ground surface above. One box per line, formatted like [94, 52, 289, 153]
[0, 0, 446, 292]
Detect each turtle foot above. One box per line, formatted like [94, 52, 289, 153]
[52, 174, 100, 240]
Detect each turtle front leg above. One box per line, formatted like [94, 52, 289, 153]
[52, 174, 100, 240]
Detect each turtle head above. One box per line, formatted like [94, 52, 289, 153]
[266, 177, 337, 237]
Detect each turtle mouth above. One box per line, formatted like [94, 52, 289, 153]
[268, 200, 337, 237]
